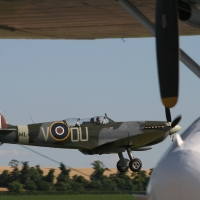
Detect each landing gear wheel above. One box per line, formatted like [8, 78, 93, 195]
[117, 161, 129, 173]
[129, 158, 142, 172]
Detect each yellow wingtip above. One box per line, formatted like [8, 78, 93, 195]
[162, 97, 178, 108]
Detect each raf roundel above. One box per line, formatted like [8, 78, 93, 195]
[50, 122, 70, 141]
[55, 126, 64, 135]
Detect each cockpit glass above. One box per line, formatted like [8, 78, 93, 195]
[65, 116, 114, 126]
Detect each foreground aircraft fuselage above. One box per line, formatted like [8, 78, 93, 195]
[134, 117, 200, 200]
[0, 114, 181, 172]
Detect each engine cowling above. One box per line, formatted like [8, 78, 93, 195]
[178, 1, 200, 28]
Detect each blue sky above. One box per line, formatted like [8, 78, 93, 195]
[0, 36, 199, 169]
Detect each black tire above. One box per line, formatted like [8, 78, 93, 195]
[116, 160, 129, 173]
[129, 158, 142, 172]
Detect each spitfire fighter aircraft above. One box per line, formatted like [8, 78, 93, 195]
[0, 110, 181, 173]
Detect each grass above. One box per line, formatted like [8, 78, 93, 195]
[0, 194, 136, 200]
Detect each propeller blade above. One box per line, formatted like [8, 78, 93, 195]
[156, 0, 179, 108]
[171, 115, 181, 128]
[165, 107, 171, 122]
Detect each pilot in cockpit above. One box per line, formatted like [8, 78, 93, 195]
[99, 117, 102, 124]
[96, 117, 100, 124]
[102, 116, 107, 124]
[76, 118, 81, 127]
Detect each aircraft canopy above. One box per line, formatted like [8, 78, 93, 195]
[65, 116, 114, 126]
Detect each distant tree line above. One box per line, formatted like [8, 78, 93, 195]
[0, 159, 152, 194]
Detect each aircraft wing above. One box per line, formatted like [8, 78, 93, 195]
[0, 0, 199, 39]
[115, 130, 166, 148]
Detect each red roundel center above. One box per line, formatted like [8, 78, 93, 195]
[55, 126, 64, 135]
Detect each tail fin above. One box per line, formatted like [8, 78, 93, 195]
[0, 112, 8, 129]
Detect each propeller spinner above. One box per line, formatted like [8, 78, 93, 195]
[165, 108, 181, 141]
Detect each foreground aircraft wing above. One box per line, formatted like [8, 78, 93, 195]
[0, 0, 199, 39]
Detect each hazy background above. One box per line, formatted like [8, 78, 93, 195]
[0, 36, 199, 169]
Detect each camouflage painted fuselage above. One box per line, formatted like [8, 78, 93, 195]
[0, 120, 173, 154]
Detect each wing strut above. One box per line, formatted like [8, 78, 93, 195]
[118, 1, 200, 75]
[118, 0, 200, 108]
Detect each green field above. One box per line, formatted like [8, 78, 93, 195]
[0, 194, 136, 200]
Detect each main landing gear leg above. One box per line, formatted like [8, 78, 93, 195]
[126, 147, 142, 172]
[117, 152, 129, 172]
